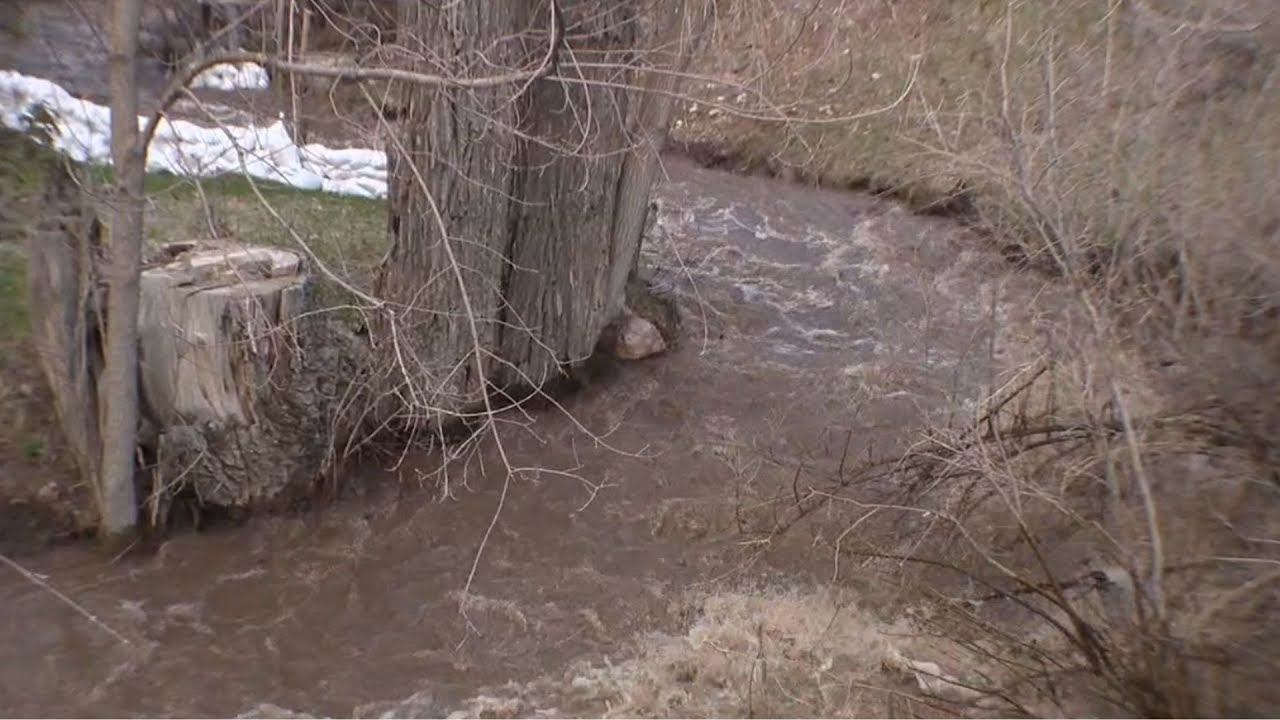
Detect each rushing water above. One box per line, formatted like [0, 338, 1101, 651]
[0, 3, 1033, 716]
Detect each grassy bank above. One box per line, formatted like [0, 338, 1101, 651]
[0, 128, 387, 330]
[683, 1, 1276, 251]
[675, 1, 1280, 715]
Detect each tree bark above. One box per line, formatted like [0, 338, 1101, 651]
[26, 162, 105, 506]
[607, 2, 712, 319]
[377, 0, 708, 422]
[102, 0, 146, 541]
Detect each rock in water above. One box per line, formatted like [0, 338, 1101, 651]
[598, 271, 679, 361]
[612, 314, 667, 360]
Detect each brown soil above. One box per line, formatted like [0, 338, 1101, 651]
[0, 360, 92, 555]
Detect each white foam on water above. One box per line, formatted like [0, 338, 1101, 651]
[0, 68, 388, 199]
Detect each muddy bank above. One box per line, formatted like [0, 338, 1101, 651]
[669, 137, 979, 219]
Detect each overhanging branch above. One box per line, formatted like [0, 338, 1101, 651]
[137, 0, 565, 157]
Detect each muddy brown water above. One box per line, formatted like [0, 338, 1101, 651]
[0, 157, 1025, 717]
[0, 3, 1034, 716]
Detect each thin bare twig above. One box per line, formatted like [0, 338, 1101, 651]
[0, 553, 133, 647]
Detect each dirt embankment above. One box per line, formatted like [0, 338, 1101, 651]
[0, 129, 92, 555]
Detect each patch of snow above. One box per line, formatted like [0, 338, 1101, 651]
[0, 69, 388, 199]
[191, 62, 271, 91]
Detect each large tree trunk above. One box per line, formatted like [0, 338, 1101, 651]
[377, 0, 708, 422]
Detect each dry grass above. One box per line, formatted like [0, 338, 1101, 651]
[682, 1, 1280, 715]
[773, 343, 1280, 715]
[563, 589, 901, 717]
[421, 588, 971, 718]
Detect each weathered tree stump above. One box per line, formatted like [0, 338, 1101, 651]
[25, 159, 105, 502]
[135, 241, 362, 516]
[28, 167, 366, 529]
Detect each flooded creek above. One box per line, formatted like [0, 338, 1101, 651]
[0, 155, 1029, 716]
[0, 3, 1037, 715]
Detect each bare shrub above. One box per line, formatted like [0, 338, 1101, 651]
[693, 1, 1280, 715]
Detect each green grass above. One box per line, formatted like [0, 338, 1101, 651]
[138, 171, 388, 320]
[0, 130, 42, 362]
[0, 128, 386, 515]
[138, 169, 387, 267]
[1, 126, 388, 348]
[0, 249, 27, 364]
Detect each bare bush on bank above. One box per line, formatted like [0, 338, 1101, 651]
[705, 0, 1280, 715]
